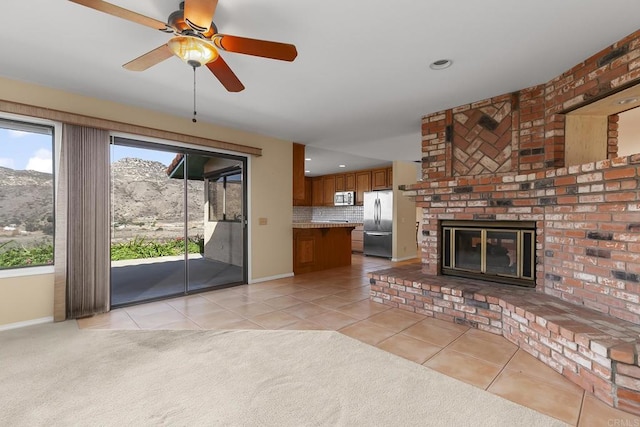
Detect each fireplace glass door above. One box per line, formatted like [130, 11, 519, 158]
[442, 222, 535, 286]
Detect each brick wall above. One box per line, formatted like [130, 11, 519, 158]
[451, 94, 514, 176]
[414, 28, 640, 326]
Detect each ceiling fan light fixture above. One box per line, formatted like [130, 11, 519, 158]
[168, 36, 218, 68]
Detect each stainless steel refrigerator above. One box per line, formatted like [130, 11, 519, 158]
[363, 190, 393, 258]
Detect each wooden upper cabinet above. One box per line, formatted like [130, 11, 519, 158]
[292, 143, 306, 205]
[305, 166, 391, 206]
[311, 177, 323, 206]
[371, 168, 389, 190]
[335, 174, 345, 192]
[344, 173, 355, 191]
[355, 171, 371, 206]
[304, 177, 313, 206]
[323, 175, 336, 206]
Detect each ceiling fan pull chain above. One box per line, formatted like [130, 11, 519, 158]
[192, 65, 197, 123]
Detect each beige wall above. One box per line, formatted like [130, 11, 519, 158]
[249, 140, 293, 279]
[0, 76, 293, 327]
[204, 222, 244, 266]
[203, 158, 245, 266]
[392, 161, 420, 261]
[0, 273, 54, 326]
[618, 106, 640, 157]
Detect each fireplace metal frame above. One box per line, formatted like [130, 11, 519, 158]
[441, 221, 536, 287]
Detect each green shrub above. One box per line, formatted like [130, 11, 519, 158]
[110, 236, 201, 261]
[0, 236, 203, 268]
[0, 241, 54, 268]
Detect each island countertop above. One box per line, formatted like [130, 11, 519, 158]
[292, 222, 362, 229]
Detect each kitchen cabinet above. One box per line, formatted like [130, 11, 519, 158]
[345, 173, 355, 191]
[311, 177, 323, 206]
[335, 174, 345, 192]
[293, 143, 311, 206]
[306, 166, 391, 206]
[351, 225, 364, 253]
[293, 225, 356, 274]
[372, 167, 391, 190]
[355, 171, 371, 206]
[303, 178, 313, 206]
[323, 175, 336, 206]
[292, 143, 305, 205]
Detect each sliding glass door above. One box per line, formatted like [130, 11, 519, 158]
[187, 160, 245, 292]
[110, 138, 246, 307]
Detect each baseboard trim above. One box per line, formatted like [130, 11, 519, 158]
[0, 316, 54, 331]
[391, 256, 419, 262]
[249, 272, 294, 284]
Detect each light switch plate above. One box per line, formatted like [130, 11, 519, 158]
[258, 217, 268, 225]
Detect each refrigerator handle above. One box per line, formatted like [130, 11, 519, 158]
[373, 198, 377, 224]
[373, 199, 377, 224]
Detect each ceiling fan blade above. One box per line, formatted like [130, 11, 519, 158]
[184, 0, 218, 33]
[123, 45, 174, 71]
[68, 0, 169, 31]
[206, 57, 245, 92]
[212, 35, 297, 61]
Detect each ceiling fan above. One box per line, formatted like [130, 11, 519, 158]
[69, 0, 298, 93]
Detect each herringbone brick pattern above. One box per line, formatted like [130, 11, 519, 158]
[452, 101, 512, 176]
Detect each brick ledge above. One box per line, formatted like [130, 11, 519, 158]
[368, 265, 640, 415]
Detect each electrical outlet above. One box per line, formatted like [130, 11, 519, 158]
[258, 217, 268, 225]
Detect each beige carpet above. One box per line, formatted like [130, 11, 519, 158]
[0, 322, 566, 426]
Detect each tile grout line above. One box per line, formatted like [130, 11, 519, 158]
[123, 310, 142, 329]
[484, 345, 519, 391]
[575, 390, 587, 427]
[415, 327, 471, 364]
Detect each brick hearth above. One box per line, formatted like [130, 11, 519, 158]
[368, 265, 640, 414]
[384, 28, 640, 414]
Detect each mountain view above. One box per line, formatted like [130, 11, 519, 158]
[111, 157, 204, 225]
[0, 166, 53, 235]
[0, 158, 205, 243]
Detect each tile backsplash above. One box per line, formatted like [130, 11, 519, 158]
[293, 206, 363, 223]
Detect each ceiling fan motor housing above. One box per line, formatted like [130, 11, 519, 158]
[168, 5, 216, 38]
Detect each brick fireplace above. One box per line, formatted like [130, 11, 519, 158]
[441, 220, 536, 287]
[369, 28, 640, 414]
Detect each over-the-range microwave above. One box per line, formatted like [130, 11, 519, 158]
[334, 191, 355, 206]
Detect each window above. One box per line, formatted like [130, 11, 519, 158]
[0, 118, 55, 270]
[207, 169, 242, 222]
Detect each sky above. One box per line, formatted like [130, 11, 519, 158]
[0, 126, 179, 173]
[0, 129, 53, 173]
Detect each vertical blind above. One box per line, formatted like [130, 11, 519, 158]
[55, 124, 110, 320]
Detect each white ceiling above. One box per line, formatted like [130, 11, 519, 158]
[2, 1, 640, 176]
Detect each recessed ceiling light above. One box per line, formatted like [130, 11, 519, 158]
[429, 59, 452, 70]
[338, 164, 346, 168]
[305, 158, 311, 161]
[305, 170, 310, 173]
[617, 97, 639, 105]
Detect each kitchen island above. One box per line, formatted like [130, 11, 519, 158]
[292, 222, 362, 274]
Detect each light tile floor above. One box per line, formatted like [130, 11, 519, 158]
[78, 255, 639, 426]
